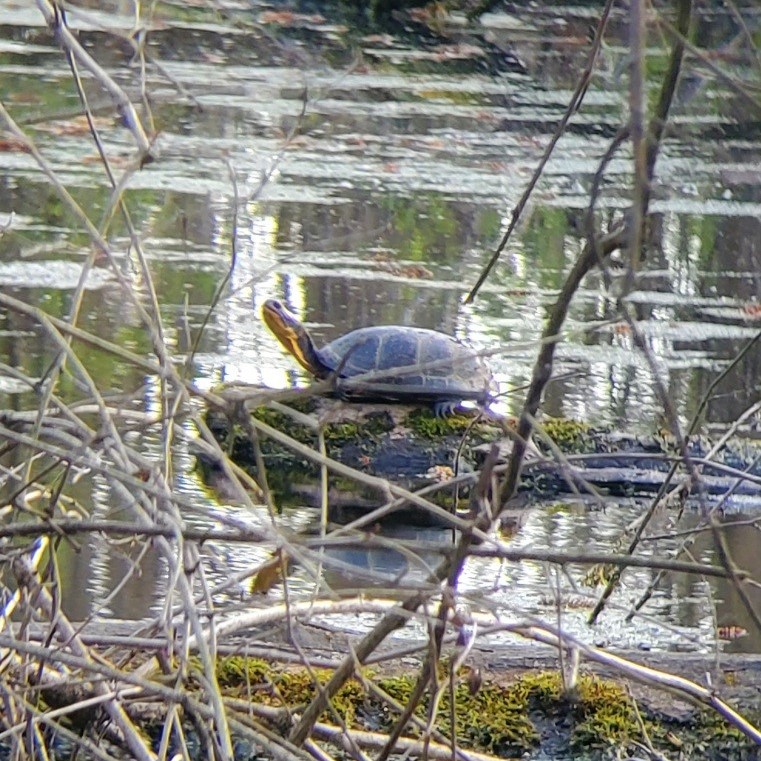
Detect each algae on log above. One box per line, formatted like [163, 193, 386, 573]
[201, 394, 506, 525]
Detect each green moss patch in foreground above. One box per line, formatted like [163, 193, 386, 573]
[212, 659, 756, 759]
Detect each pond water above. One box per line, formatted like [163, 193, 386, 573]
[1, 0, 761, 655]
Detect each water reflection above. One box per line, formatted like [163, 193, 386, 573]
[695, 516, 761, 654]
[316, 525, 455, 593]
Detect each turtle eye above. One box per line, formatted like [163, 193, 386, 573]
[271, 299, 283, 311]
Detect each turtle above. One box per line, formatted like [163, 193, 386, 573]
[262, 299, 494, 415]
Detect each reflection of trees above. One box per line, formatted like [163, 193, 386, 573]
[2, 5, 761, 754]
[275, 198, 386, 253]
[531, 202, 761, 427]
[695, 517, 761, 654]
[274, 193, 499, 262]
[711, 215, 761, 299]
[301, 276, 462, 340]
[275, 193, 501, 336]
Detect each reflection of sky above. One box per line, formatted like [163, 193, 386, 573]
[457, 504, 717, 653]
[192, 207, 297, 392]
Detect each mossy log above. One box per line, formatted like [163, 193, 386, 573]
[18, 622, 761, 761]
[202, 390, 508, 525]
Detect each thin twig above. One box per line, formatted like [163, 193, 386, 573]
[35, 0, 153, 159]
[465, 0, 615, 302]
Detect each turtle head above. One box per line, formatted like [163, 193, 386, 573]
[262, 299, 328, 378]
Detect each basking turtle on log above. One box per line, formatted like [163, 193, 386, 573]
[262, 299, 495, 415]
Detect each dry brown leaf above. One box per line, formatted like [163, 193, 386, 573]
[36, 115, 113, 137]
[258, 11, 325, 26]
[0, 137, 30, 153]
[717, 625, 748, 640]
[80, 153, 133, 167]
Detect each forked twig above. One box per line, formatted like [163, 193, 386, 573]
[35, 0, 153, 160]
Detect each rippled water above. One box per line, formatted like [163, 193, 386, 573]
[1, 0, 760, 653]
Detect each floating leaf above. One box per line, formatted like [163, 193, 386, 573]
[717, 625, 748, 640]
[0, 137, 30, 153]
[35, 115, 113, 136]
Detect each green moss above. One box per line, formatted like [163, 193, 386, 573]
[570, 677, 642, 751]
[448, 679, 538, 752]
[216, 657, 271, 688]
[206, 403, 497, 477]
[321, 412, 395, 444]
[217, 660, 367, 724]
[211, 659, 758, 758]
[252, 404, 316, 447]
[495, 673, 645, 752]
[406, 408, 493, 439]
[377, 670, 415, 705]
[213, 660, 539, 752]
[359, 668, 539, 753]
[514, 670, 563, 706]
[542, 417, 592, 453]
[250, 404, 395, 448]
[683, 710, 753, 757]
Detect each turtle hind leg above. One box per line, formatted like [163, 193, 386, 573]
[432, 400, 460, 417]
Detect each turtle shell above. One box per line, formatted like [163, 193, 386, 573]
[316, 326, 493, 403]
